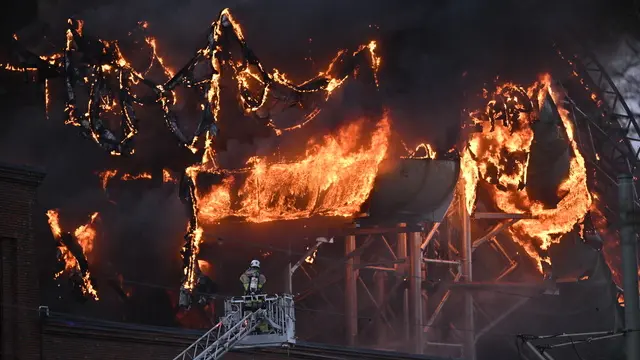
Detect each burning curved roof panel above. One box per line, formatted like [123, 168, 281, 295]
[363, 158, 459, 223]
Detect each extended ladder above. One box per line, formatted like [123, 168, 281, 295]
[173, 309, 266, 360]
[173, 294, 296, 360]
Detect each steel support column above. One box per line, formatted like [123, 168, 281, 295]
[345, 235, 358, 346]
[396, 223, 410, 340]
[374, 270, 388, 345]
[285, 262, 292, 294]
[460, 186, 476, 360]
[618, 174, 640, 360]
[523, 340, 554, 360]
[409, 231, 424, 354]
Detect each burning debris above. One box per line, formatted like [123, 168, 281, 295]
[462, 75, 592, 271]
[97, 169, 174, 190]
[46, 210, 100, 300]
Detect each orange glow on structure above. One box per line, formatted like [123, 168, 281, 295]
[461, 75, 592, 271]
[98, 170, 154, 189]
[196, 115, 390, 224]
[163, 169, 177, 183]
[198, 259, 213, 277]
[46, 210, 100, 300]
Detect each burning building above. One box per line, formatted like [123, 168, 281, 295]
[1, 1, 639, 359]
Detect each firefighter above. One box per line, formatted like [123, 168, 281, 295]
[240, 259, 266, 295]
[240, 260, 270, 334]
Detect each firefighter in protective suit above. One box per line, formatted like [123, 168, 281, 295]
[240, 259, 266, 295]
[240, 259, 269, 333]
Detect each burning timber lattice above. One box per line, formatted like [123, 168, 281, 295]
[5, 8, 382, 306]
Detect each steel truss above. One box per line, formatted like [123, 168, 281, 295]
[565, 43, 640, 175]
[561, 35, 640, 305]
[559, 40, 640, 218]
[289, 180, 555, 360]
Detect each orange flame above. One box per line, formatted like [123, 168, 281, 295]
[98, 169, 118, 189]
[163, 169, 176, 183]
[98, 170, 154, 189]
[406, 143, 437, 159]
[462, 75, 592, 271]
[182, 226, 203, 290]
[197, 115, 390, 224]
[121, 172, 152, 181]
[45, 210, 100, 300]
[46, 209, 63, 238]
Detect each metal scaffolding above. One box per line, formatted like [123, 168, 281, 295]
[287, 39, 640, 360]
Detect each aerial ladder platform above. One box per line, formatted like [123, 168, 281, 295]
[173, 294, 296, 360]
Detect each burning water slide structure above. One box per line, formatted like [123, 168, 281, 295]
[289, 66, 640, 359]
[5, 7, 640, 360]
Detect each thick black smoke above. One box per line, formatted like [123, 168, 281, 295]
[0, 0, 635, 336]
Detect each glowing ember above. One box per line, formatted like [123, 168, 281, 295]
[121, 172, 152, 181]
[98, 170, 158, 189]
[98, 169, 118, 189]
[305, 248, 318, 264]
[198, 259, 212, 276]
[462, 75, 592, 271]
[163, 169, 177, 183]
[197, 115, 390, 223]
[406, 143, 437, 159]
[46, 210, 100, 300]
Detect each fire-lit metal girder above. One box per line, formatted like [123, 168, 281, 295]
[563, 43, 640, 176]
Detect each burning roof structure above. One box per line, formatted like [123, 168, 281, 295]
[5, 7, 386, 303]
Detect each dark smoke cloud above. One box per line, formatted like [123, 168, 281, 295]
[0, 0, 634, 334]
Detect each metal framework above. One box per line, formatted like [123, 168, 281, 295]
[560, 40, 640, 221]
[288, 49, 640, 357]
[173, 294, 296, 360]
[289, 179, 548, 359]
[174, 310, 264, 360]
[520, 330, 633, 360]
[565, 43, 640, 175]
[565, 41, 640, 360]
[168, 43, 640, 360]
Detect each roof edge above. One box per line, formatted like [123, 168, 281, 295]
[0, 161, 46, 186]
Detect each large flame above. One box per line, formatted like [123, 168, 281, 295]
[462, 75, 592, 271]
[197, 116, 391, 224]
[46, 210, 100, 300]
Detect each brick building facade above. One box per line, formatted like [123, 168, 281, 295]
[0, 162, 45, 360]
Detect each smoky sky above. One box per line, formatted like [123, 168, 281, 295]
[0, 0, 634, 317]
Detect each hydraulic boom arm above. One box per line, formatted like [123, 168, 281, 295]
[173, 309, 266, 360]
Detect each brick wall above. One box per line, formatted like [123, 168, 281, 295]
[42, 318, 292, 360]
[42, 321, 192, 360]
[40, 317, 427, 360]
[0, 162, 45, 360]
